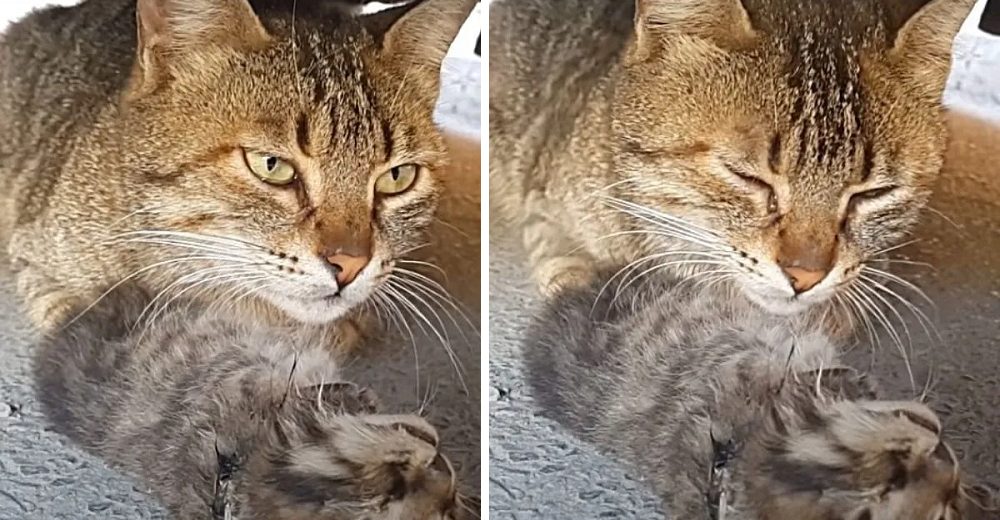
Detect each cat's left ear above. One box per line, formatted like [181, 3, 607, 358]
[129, 0, 271, 97]
[889, 0, 976, 93]
[362, 0, 476, 88]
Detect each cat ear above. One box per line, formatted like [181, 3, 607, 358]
[362, 0, 476, 86]
[631, 0, 757, 61]
[888, 0, 975, 92]
[131, 0, 271, 94]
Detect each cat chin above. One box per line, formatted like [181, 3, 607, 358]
[265, 292, 365, 325]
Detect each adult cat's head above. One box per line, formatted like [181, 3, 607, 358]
[610, 0, 972, 315]
[111, 0, 473, 323]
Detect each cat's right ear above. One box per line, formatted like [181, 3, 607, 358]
[130, 0, 271, 97]
[630, 0, 757, 62]
[362, 0, 477, 95]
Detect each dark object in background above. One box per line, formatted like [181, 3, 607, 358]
[475, 34, 481, 56]
[983, 0, 1000, 35]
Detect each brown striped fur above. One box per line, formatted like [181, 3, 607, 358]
[0, 0, 474, 332]
[490, 0, 974, 317]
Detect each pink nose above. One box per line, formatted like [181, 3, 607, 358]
[781, 265, 828, 294]
[325, 253, 370, 286]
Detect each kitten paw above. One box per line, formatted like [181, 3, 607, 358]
[302, 381, 381, 415]
[261, 411, 469, 518]
[537, 256, 594, 298]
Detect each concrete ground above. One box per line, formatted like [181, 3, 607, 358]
[488, 7, 1000, 519]
[0, 19, 481, 518]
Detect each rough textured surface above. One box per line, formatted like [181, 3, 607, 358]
[0, 51, 481, 520]
[488, 12, 1000, 520]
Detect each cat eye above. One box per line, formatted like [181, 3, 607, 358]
[724, 163, 778, 214]
[244, 151, 296, 185]
[849, 185, 898, 207]
[375, 164, 419, 195]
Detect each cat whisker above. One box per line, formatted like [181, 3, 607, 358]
[393, 266, 477, 333]
[369, 286, 422, 392]
[60, 254, 258, 330]
[679, 269, 739, 295]
[112, 229, 270, 252]
[115, 237, 253, 258]
[142, 272, 273, 341]
[875, 257, 936, 271]
[209, 276, 282, 318]
[605, 204, 723, 250]
[416, 381, 440, 417]
[858, 272, 940, 343]
[384, 279, 469, 395]
[456, 496, 481, 520]
[592, 250, 733, 314]
[840, 287, 882, 364]
[133, 265, 271, 341]
[924, 205, 962, 231]
[397, 259, 450, 282]
[103, 204, 166, 231]
[398, 242, 433, 257]
[392, 275, 469, 341]
[596, 229, 732, 257]
[602, 196, 725, 242]
[433, 215, 473, 240]
[861, 265, 937, 310]
[870, 238, 922, 257]
[856, 278, 916, 348]
[617, 260, 733, 302]
[848, 284, 917, 391]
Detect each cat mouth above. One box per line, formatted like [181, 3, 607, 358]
[742, 287, 820, 316]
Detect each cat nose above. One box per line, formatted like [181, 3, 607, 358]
[776, 228, 837, 294]
[325, 253, 370, 286]
[781, 266, 827, 294]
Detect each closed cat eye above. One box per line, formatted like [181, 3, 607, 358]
[849, 185, 898, 206]
[243, 151, 296, 185]
[724, 163, 778, 213]
[375, 164, 419, 195]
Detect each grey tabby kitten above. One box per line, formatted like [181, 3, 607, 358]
[525, 272, 967, 520]
[34, 285, 476, 520]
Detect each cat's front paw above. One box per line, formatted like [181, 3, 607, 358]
[537, 256, 595, 299]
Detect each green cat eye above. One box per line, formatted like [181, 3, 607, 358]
[375, 164, 419, 195]
[244, 151, 296, 185]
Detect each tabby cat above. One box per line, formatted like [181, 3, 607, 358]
[35, 283, 476, 519]
[490, 0, 973, 316]
[525, 270, 970, 519]
[0, 0, 473, 332]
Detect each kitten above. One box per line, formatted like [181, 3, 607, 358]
[34, 282, 477, 520]
[0, 0, 473, 331]
[524, 271, 970, 519]
[490, 0, 973, 316]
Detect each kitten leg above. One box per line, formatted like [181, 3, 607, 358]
[246, 382, 475, 519]
[523, 190, 595, 298]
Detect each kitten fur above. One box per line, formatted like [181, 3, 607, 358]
[34, 283, 476, 520]
[0, 0, 474, 330]
[525, 271, 967, 519]
[490, 0, 973, 316]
